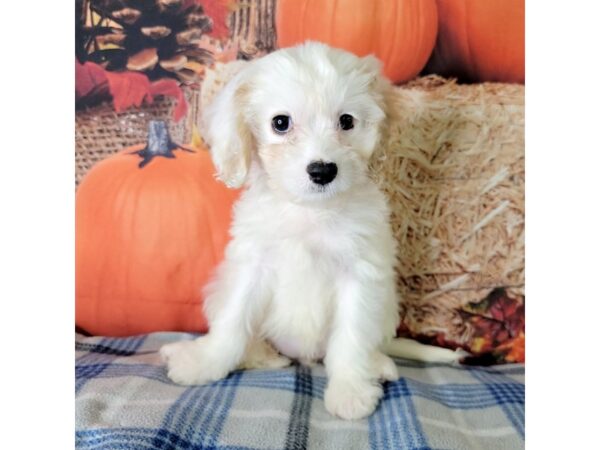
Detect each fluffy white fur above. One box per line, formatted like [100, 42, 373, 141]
[161, 42, 463, 420]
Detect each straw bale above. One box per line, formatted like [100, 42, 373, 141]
[370, 76, 524, 343]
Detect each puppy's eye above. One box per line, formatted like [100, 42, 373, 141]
[272, 115, 292, 134]
[339, 114, 354, 130]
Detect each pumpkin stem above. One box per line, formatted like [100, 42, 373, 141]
[132, 120, 192, 168]
[147, 120, 174, 156]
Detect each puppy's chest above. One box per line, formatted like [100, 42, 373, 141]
[272, 207, 355, 258]
[264, 248, 336, 360]
[261, 213, 345, 360]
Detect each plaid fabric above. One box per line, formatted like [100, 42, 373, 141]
[76, 332, 524, 450]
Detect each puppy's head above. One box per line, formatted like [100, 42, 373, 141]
[202, 42, 390, 202]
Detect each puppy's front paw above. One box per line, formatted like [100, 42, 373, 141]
[324, 378, 383, 420]
[373, 352, 399, 382]
[160, 340, 230, 386]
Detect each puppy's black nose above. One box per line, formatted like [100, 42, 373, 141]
[307, 161, 338, 185]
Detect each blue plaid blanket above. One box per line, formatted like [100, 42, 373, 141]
[76, 332, 524, 450]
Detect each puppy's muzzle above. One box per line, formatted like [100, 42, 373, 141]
[307, 161, 337, 185]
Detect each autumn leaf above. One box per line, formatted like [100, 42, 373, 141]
[460, 288, 525, 363]
[399, 287, 525, 365]
[76, 60, 189, 122]
[497, 332, 525, 363]
[105, 70, 153, 113]
[76, 60, 108, 100]
[106, 71, 188, 122]
[149, 79, 188, 122]
[200, 0, 234, 39]
[470, 337, 488, 354]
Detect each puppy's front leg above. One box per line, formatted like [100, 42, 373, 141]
[324, 269, 395, 420]
[160, 263, 261, 385]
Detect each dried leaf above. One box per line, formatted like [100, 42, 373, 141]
[398, 287, 525, 365]
[460, 288, 525, 363]
[201, 0, 233, 39]
[496, 332, 525, 363]
[148, 79, 188, 122]
[105, 70, 153, 112]
[75, 60, 108, 100]
[105, 72, 188, 121]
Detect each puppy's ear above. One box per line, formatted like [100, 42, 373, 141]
[201, 64, 254, 188]
[359, 54, 395, 115]
[360, 55, 398, 144]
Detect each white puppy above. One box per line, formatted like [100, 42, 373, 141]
[161, 42, 462, 420]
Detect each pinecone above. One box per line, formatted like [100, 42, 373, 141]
[78, 0, 215, 84]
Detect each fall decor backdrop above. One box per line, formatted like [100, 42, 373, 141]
[76, 0, 525, 364]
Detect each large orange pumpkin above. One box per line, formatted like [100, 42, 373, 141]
[425, 0, 525, 83]
[275, 0, 438, 84]
[76, 121, 239, 336]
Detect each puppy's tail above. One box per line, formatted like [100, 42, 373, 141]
[382, 338, 469, 364]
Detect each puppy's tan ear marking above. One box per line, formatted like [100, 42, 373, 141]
[201, 65, 254, 188]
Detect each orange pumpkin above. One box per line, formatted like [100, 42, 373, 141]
[275, 0, 438, 83]
[76, 121, 239, 336]
[425, 0, 525, 83]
